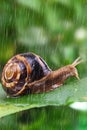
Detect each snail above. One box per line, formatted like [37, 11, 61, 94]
[1, 52, 82, 97]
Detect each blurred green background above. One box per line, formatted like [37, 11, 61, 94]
[0, 0, 87, 129]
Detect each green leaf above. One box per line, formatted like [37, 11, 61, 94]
[0, 77, 87, 118]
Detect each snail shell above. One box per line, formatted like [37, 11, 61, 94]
[1, 53, 51, 96]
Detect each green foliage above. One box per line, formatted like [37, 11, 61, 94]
[0, 78, 87, 118]
[0, 0, 87, 72]
[0, 106, 79, 130]
[0, 0, 87, 129]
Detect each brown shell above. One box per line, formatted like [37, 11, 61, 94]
[1, 53, 51, 96]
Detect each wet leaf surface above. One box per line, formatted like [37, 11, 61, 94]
[0, 77, 87, 118]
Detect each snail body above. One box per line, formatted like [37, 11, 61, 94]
[1, 52, 82, 97]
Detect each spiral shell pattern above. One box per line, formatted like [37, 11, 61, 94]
[1, 53, 51, 96]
